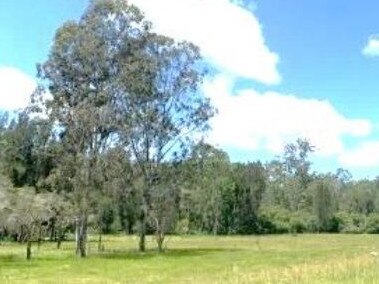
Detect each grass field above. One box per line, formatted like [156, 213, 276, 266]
[0, 234, 379, 283]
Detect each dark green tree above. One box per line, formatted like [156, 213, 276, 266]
[233, 162, 266, 234]
[311, 179, 335, 231]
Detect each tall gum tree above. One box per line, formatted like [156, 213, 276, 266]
[37, 0, 213, 254]
[37, 0, 150, 257]
[115, 27, 214, 252]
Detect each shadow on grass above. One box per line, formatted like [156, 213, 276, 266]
[0, 247, 241, 264]
[97, 247, 240, 260]
[0, 254, 43, 269]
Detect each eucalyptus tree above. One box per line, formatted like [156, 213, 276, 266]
[186, 143, 232, 234]
[113, 21, 214, 250]
[283, 138, 315, 188]
[36, 0, 213, 254]
[147, 164, 180, 252]
[282, 138, 315, 211]
[311, 179, 335, 231]
[232, 162, 266, 234]
[35, 0, 143, 256]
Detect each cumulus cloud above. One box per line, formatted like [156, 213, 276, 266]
[129, 0, 280, 84]
[339, 142, 379, 167]
[230, 0, 257, 12]
[0, 67, 36, 111]
[362, 34, 379, 57]
[204, 75, 372, 156]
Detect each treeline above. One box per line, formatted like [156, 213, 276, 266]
[1, 110, 379, 260]
[1, 0, 379, 260]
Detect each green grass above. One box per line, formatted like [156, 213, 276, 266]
[1, 234, 379, 283]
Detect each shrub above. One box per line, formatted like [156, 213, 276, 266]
[366, 214, 379, 234]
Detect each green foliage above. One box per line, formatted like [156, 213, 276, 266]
[0, 113, 54, 189]
[333, 212, 366, 233]
[311, 179, 335, 232]
[98, 202, 116, 234]
[259, 206, 314, 233]
[232, 162, 266, 234]
[366, 214, 379, 233]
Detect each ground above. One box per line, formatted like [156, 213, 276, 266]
[0, 234, 378, 283]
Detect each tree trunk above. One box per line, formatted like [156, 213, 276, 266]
[139, 180, 151, 252]
[76, 215, 88, 257]
[18, 225, 26, 243]
[139, 130, 152, 252]
[79, 218, 87, 257]
[157, 234, 164, 252]
[156, 226, 164, 253]
[213, 210, 219, 236]
[57, 228, 63, 249]
[26, 240, 32, 260]
[75, 217, 80, 255]
[139, 207, 146, 252]
[37, 226, 43, 249]
[154, 217, 165, 252]
[128, 220, 133, 235]
[49, 218, 56, 241]
[98, 232, 103, 252]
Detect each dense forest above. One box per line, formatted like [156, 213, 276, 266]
[1, 0, 379, 260]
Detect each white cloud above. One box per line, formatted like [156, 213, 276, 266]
[0, 67, 36, 111]
[204, 75, 372, 156]
[339, 142, 379, 167]
[230, 0, 257, 12]
[129, 0, 280, 84]
[362, 35, 379, 57]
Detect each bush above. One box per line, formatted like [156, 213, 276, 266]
[289, 213, 310, 233]
[366, 214, 379, 233]
[258, 207, 311, 234]
[174, 218, 190, 235]
[258, 206, 291, 233]
[333, 212, 365, 233]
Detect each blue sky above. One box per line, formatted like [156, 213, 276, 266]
[254, 0, 379, 178]
[0, 0, 87, 77]
[1, 0, 379, 179]
[255, 0, 379, 112]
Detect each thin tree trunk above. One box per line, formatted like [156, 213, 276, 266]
[213, 207, 219, 236]
[79, 217, 87, 257]
[26, 240, 32, 260]
[57, 228, 63, 249]
[213, 220, 218, 236]
[139, 178, 151, 252]
[157, 234, 164, 252]
[98, 232, 103, 252]
[156, 226, 164, 253]
[154, 217, 165, 252]
[50, 218, 56, 241]
[128, 220, 133, 235]
[76, 215, 88, 257]
[18, 225, 25, 243]
[37, 226, 42, 249]
[139, 206, 146, 252]
[57, 237, 62, 249]
[75, 217, 80, 255]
